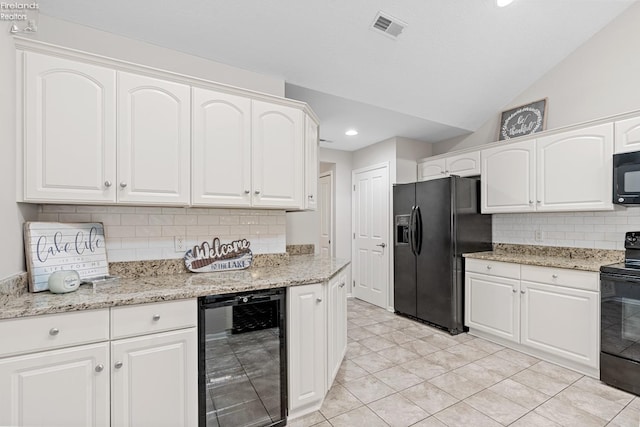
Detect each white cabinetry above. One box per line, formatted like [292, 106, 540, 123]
[252, 101, 304, 208]
[418, 151, 480, 181]
[481, 123, 613, 213]
[192, 88, 252, 207]
[304, 115, 319, 210]
[465, 259, 599, 377]
[288, 283, 326, 415]
[117, 72, 191, 205]
[0, 300, 197, 427]
[23, 52, 117, 203]
[615, 116, 640, 154]
[327, 270, 347, 385]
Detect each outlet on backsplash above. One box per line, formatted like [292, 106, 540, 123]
[174, 236, 186, 252]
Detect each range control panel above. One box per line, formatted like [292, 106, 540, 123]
[625, 231, 640, 250]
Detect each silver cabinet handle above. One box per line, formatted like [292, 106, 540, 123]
[152, 314, 161, 321]
[244, 190, 250, 194]
[308, 194, 314, 199]
[316, 298, 322, 303]
[512, 289, 517, 293]
[536, 200, 541, 204]
[104, 180, 112, 188]
[254, 190, 261, 195]
[95, 364, 104, 373]
[552, 274, 558, 279]
[376, 243, 387, 248]
[49, 328, 59, 336]
[486, 265, 492, 270]
[114, 361, 123, 369]
[440, 171, 446, 174]
[521, 290, 526, 294]
[339, 282, 345, 288]
[529, 200, 533, 204]
[120, 182, 128, 188]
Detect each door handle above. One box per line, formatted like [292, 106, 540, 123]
[376, 243, 387, 248]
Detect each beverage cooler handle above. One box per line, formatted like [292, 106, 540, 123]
[415, 206, 423, 255]
[409, 206, 417, 256]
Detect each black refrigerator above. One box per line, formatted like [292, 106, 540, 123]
[393, 176, 492, 335]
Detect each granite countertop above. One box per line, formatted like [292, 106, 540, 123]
[0, 255, 350, 321]
[463, 244, 624, 272]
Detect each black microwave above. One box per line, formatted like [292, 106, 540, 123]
[614, 151, 640, 205]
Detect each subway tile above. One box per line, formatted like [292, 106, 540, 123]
[121, 238, 149, 249]
[174, 215, 199, 226]
[58, 213, 92, 223]
[91, 213, 121, 225]
[42, 204, 77, 213]
[162, 207, 189, 215]
[135, 207, 162, 214]
[186, 225, 210, 236]
[220, 216, 240, 225]
[149, 214, 174, 226]
[197, 215, 220, 225]
[161, 225, 186, 236]
[120, 214, 149, 226]
[107, 206, 137, 213]
[105, 225, 136, 238]
[38, 213, 60, 221]
[135, 226, 162, 237]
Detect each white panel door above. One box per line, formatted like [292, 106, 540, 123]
[465, 273, 520, 343]
[481, 139, 536, 213]
[318, 172, 334, 257]
[252, 101, 304, 208]
[353, 164, 389, 308]
[192, 88, 251, 206]
[521, 281, 599, 370]
[0, 343, 110, 427]
[118, 72, 191, 205]
[111, 328, 198, 427]
[615, 116, 640, 154]
[537, 123, 613, 212]
[418, 158, 446, 181]
[287, 283, 326, 414]
[305, 115, 319, 210]
[23, 52, 116, 203]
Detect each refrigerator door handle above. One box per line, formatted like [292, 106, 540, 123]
[415, 205, 423, 255]
[409, 205, 417, 256]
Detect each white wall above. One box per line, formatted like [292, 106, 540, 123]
[433, 1, 640, 155]
[396, 137, 433, 184]
[39, 205, 286, 262]
[29, 14, 285, 96]
[1, 23, 38, 280]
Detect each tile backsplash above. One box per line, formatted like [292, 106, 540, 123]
[493, 206, 640, 250]
[38, 205, 286, 262]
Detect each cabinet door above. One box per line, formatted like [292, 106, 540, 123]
[118, 72, 191, 205]
[537, 123, 613, 212]
[288, 283, 326, 414]
[252, 101, 304, 208]
[465, 272, 520, 343]
[327, 273, 347, 386]
[418, 158, 446, 181]
[192, 88, 251, 207]
[481, 139, 536, 213]
[615, 116, 640, 154]
[23, 52, 116, 203]
[0, 343, 109, 427]
[111, 328, 198, 427]
[446, 151, 480, 177]
[304, 115, 319, 210]
[520, 281, 599, 370]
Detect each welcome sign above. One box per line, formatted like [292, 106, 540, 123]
[184, 237, 253, 273]
[24, 222, 109, 292]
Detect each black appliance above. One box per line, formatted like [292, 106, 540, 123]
[613, 150, 640, 205]
[198, 288, 287, 427]
[600, 231, 640, 395]
[393, 176, 492, 334]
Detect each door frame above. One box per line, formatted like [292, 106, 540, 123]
[319, 170, 335, 258]
[351, 161, 391, 310]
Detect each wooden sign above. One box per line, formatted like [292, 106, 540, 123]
[184, 237, 253, 273]
[499, 98, 547, 141]
[24, 222, 109, 292]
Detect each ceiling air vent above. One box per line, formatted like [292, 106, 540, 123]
[371, 12, 407, 39]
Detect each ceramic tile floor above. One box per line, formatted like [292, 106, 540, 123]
[288, 298, 640, 427]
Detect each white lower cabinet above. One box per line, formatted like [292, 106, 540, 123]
[465, 259, 600, 377]
[0, 343, 110, 427]
[287, 267, 349, 419]
[0, 300, 198, 427]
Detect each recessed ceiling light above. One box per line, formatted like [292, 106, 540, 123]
[345, 129, 358, 136]
[496, 0, 515, 7]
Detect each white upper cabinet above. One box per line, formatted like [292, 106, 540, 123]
[117, 72, 191, 205]
[252, 101, 304, 208]
[536, 123, 613, 212]
[418, 151, 480, 181]
[192, 88, 252, 207]
[481, 139, 536, 213]
[23, 52, 117, 203]
[482, 123, 613, 213]
[305, 116, 319, 210]
[615, 116, 640, 154]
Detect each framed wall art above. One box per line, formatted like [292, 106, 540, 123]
[499, 98, 547, 141]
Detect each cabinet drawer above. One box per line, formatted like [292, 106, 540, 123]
[465, 259, 520, 279]
[111, 299, 197, 339]
[521, 265, 598, 291]
[0, 309, 109, 358]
